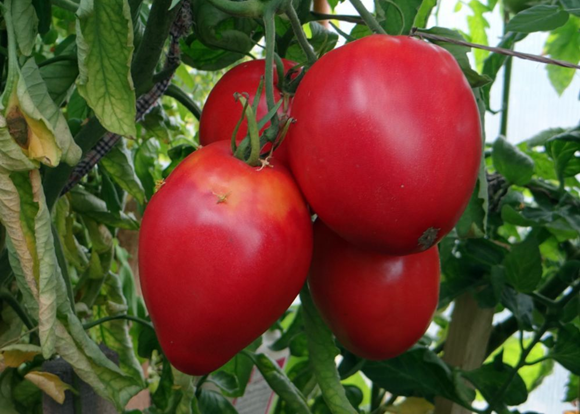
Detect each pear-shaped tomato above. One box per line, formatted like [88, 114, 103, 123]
[308, 221, 440, 360]
[139, 141, 313, 375]
[288, 35, 482, 255]
[199, 59, 297, 162]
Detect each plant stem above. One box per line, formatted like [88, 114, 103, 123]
[204, 0, 265, 17]
[310, 12, 365, 24]
[82, 314, 154, 330]
[484, 322, 548, 413]
[499, 14, 512, 138]
[52, 225, 76, 315]
[286, 5, 317, 64]
[0, 289, 35, 330]
[556, 281, 580, 308]
[348, 0, 385, 34]
[50, 0, 79, 13]
[263, 10, 279, 130]
[164, 84, 202, 120]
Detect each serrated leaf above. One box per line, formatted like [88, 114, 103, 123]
[467, 0, 490, 71]
[552, 324, 580, 375]
[500, 287, 534, 330]
[414, 0, 437, 28]
[463, 362, 528, 406]
[503, 236, 542, 293]
[10, 0, 39, 56]
[209, 371, 239, 395]
[69, 188, 139, 230]
[525, 127, 566, 147]
[492, 137, 535, 185]
[301, 287, 358, 414]
[286, 23, 338, 65]
[544, 16, 580, 95]
[172, 368, 200, 414]
[565, 374, 578, 402]
[2, 344, 41, 367]
[24, 371, 73, 404]
[507, 5, 570, 32]
[76, 0, 136, 136]
[100, 140, 145, 204]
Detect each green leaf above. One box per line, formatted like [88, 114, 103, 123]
[32, 0, 52, 35]
[286, 23, 338, 65]
[10, 0, 39, 56]
[39, 60, 79, 107]
[363, 347, 474, 407]
[565, 374, 578, 401]
[500, 287, 534, 330]
[69, 188, 139, 230]
[467, 0, 490, 71]
[560, 0, 580, 16]
[214, 338, 261, 398]
[525, 127, 566, 147]
[503, 235, 542, 293]
[349, 24, 372, 40]
[376, 0, 422, 35]
[301, 287, 359, 414]
[0, 370, 20, 414]
[544, 16, 580, 95]
[501, 205, 537, 227]
[172, 368, 200, 414]
[507, 5, 570, 32]
[463, 362, 528, 406]
[248, 352, 311, 414]
[418, 27, 491, 87]
[414, 0, 437, 28]
[90, 272, 145, 386]
[100, 140, 145, 204]
[552, 324, 580, 375]
[546, 130, 580, 182]
[135, 139, 161, 201]
[492, 137, 535, 185]
[169, 0, 182, 10]
[209, 371, 239, 395]
[76, 0, 136, 136]
[198, 389, 237, 414]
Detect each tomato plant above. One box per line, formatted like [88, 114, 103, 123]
[199, 58, 297, 160]
[139, 141, 313, 374]
[309, 221, 440, 360]
[288, 34, 482, 255]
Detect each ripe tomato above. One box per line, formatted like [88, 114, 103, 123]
[288, 35, 482, 255]
[199, 59, 297, 162]
[139, 141, 313, 375]
[308, 221, 440, 360]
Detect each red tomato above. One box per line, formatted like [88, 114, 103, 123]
[288, 35, 482, 255]
[199, 59, 297, 162]
[308, 221, 440, 360]
[139, 141, 313, 375]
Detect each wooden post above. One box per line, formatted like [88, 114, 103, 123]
[435, 293, 495, 414]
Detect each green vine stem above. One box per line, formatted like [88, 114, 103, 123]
[164, 84, 202, 120]
[286, 5, 317, 64]
[51, 0, 80, 13]
[231, 93, 250, 154]
[233, 94, 261, 166]
[310, 12, 364, 24]
[82, 314, 154, 330]
[0, 289, 35, 330]
[499, 13, 512, 138]
[348, 0, 385, 35]
[263, 9, 280, 134]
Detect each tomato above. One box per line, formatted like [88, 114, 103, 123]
[199, 59, 297, 162]
[138, 141, 313, 375]
[308, 221, 440, 360]
[288, 35, 482, 255]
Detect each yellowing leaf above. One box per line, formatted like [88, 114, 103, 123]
[24, 371, 74, 404]
[2, 344, 41, 367]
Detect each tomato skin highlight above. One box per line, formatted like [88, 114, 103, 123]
[288, 34, 482, 255]
[138, 141, 313, 375]
[308, 221, 440, 360]
[199, 59, 297, 162]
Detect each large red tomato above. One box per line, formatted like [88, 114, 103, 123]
[199, 59, 297, 161]
[308, 221, 440, 360]
[288, 35, 482, 255]
[139, 141, 313, 375]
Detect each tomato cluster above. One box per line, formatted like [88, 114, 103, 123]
[139, 34, 482, 374]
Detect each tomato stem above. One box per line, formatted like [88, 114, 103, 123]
[285, 5, 317, 64]
[348, 0, 386, 35]
[233, 94, 262, 167]
[204, 0, 265, 17]
[231, 92, 250, 155]
[263, 10, 279, 130]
